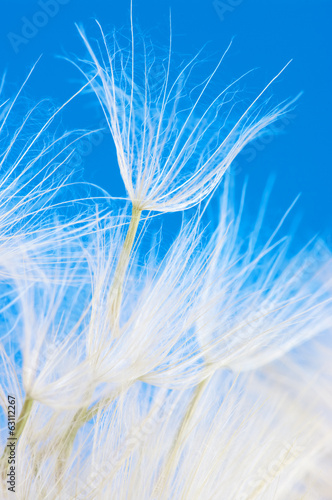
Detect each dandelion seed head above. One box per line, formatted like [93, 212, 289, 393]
[73, 22, 296, 213]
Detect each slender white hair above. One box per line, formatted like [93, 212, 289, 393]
[73, 21, 296, 212]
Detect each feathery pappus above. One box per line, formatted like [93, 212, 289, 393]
[0, 13, 331, 500]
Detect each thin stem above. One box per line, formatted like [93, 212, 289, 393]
[56, 407, 87, 476]
[1, 397, 33, 465]
[108, 204, 142, 337]
[153, 376, 212, 496]
[15, 397, 34, 439]
[56, 206, 142, 467]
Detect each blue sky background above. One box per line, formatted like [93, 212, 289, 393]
[0, 0, 331, 250]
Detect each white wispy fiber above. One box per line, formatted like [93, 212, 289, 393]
[0, 20, 332, 500]
[73, 21, 295, 212]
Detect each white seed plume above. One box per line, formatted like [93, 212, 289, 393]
[73, 21, 295, 212]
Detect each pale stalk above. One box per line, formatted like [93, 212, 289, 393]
[55, 406, 88, 482]
[13, 397, 34, 440]
[55, 387, 114, 478]
[153, 376, 212, 496]
[56, 206, 141, 469]
[108, 204, 142, 337]
[1, 397, 34, 470]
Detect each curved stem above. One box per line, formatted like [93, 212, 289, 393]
[1, 397, 33, 464]
[15, 397, 34, 440]
[56, 206, 142, 467]
[153, 376, 212, 497]
[108, 204, 142, 337]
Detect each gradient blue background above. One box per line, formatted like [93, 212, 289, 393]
[0, 0, 331, 248]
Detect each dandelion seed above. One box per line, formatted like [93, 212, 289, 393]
[73, 20, 299, 336]
[74, 21, 295, 213]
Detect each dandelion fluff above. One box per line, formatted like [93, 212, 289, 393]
[74, 22, 296, 213]
[0, 18, 331, 500]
